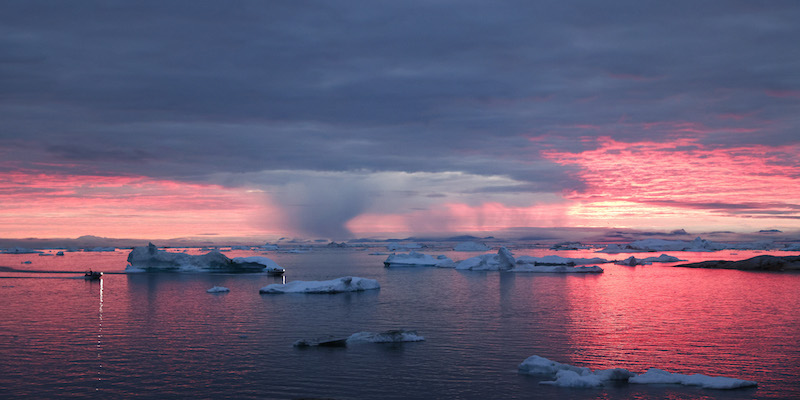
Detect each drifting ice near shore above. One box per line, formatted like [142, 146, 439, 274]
[206, 286, 230, 293]
[126, 243, 284, 273]
[383, 251, 454, 268]
[259, 276, 380, 294]
[518, 355, 756, 389]
[456, 248, 604, 273]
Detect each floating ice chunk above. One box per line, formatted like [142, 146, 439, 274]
[84, 247, 116, 252]
[259, 276, 380, 294]
[206, 286, 230, 293]
[518, 355, 591, 376]
[456, 247, 515, 270]
[259, 243, 279, 251]
[512, 264, 604, 273]
[55, 251, 65, 256]
[453, 241, 490, 251]
[550, 242, 591, 250]
[629, 368, 757, 389]
[540, 370, 605, 388]
[126, 243, 276, 272]
[346, 329, 425, 344]
[516, 255, 609, 265]
[232, 256, 285, 274]
[640, 254, 685, 263]
[230, 245, 251, 250]
[614, 256, 651, 266]
[383, 251, 454, 268]
[294, 329, 424, 347]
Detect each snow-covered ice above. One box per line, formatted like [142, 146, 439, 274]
[293, 329, 423, 347]
[126, 243, 282, 272]
[206, 286, 230, 293]
[614, 254, 686, 266]
[453, 241, 490, 251]
[629, 368, 757, 389]
[456, 247, 516, 270]
[259, 276, 380, 294]
[384, 251, 454, 268]
[519, 355, 756, 389]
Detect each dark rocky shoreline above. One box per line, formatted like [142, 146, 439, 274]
[673, 255, 800, 271]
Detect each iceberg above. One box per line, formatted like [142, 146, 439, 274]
[259, 276, 380, 294]
[614, 256, 650, 266]
[453, 241, 490, 251]
[126, 243, 282, 273]
[629, 368, 757, 389]
[519, 355, 756, 390]
[383, 251, 454, 268]
[293, 329, 423, 347]
[456, 247, 516, 270]
[516, 255, 609, 265]
[231, 256, 285, 274]
[206, 286, 230, 293]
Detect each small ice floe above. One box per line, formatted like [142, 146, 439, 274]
[21, 261, 32, 264]
[55, 251, 65, 256]
[83, 247, 116, 252]
[294, 329, 424, 347]
[516, 255, 609, 265]
[599, 237, 775, 253]
[259, 276, 380, 294]
[383, 251, 454, 268]
[206, 286, 230, 293]
[453, 241, 490, 251]
[512, 264, 604, 273]
[518, 355, 756, 390]
[629, 368, 757, 389]
[614, 256, 651, 266]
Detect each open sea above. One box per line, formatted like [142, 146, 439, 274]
[1, 245, 799, 399]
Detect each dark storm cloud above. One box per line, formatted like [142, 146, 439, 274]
[1, 0, 799, 237]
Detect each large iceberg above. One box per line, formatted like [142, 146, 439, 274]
[384, 251, 454, 268]
[259, 276, 380, 294]
[457, 248, 603, 273]
[599, 237, 775, 253]
[453, 241, 490, 251]
[519, 355, 756, 389]
[126, 243, 283, 273]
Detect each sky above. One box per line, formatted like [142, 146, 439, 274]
[1, 0, 799, 242]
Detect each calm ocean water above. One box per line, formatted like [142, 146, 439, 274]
[1, 246, 799, 399]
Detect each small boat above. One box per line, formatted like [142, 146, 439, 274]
[84, 270, 103, 280]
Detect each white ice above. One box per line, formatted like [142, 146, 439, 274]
[453, 241, 490, 251]
[512, 264, 604, 273]
[629, 368, 757, 389]
[519, 355, 756, 390]
[259, 276, 380, 294]
[455, 247, 516, 270]
[384, 251, 454, 268]
[206, 286, 230, 293]
[346, 330, 425, 343]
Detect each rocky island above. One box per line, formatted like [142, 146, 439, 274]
[673, 255, 800, 271]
